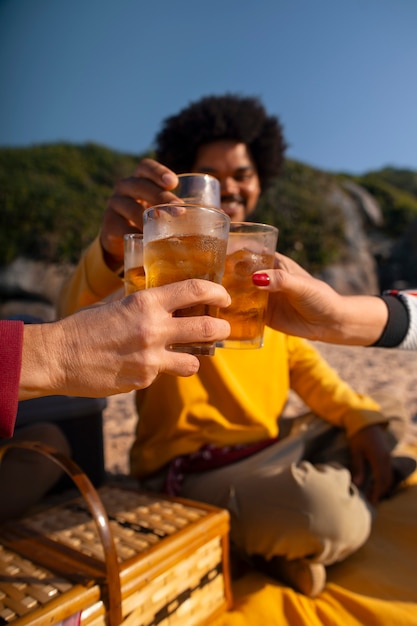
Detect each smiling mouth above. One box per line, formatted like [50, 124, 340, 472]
[221, 196, 245, 216]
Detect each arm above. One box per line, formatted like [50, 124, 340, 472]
[0, 321, 24, 437]
[100, 158, 179, 270]
[253, 253, 413, 348]
[349, 424, 394, 505]
[286, 335, 386, 438]
[58, 159, 179, 317]
[21, 280, 230, 401]
[286, 335, 393, 503]
[57, 236, 125, 316]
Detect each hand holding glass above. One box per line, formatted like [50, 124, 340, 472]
[219, 222, 278, 349]
[143, 204, 230, 355]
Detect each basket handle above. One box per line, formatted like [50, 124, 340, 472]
[0, 439, 123, 626]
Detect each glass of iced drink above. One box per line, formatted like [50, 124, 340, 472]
[143, 204, 230, 355]
[174, 173, 221, 208]
[218, 222, 278, 349]
[123, 233, 145, 295]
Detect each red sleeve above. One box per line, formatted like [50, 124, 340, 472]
[0, 320, 24, 438]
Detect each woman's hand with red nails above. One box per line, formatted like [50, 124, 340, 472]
[252, 253, 388, 346]
[252, 273, 270, 287]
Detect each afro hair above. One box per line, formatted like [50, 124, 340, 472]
[155, 94, 287, 193]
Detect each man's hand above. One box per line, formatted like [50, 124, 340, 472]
[100, 159, 179, 270]
[349, 424, 393, 505]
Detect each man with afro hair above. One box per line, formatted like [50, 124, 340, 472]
[155, 93, 286, 196]
[59, 93, 410, 598]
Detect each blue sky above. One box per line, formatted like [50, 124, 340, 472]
[1, 0, 417, 174]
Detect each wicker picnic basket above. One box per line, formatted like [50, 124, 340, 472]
[0, 441, 232, 625]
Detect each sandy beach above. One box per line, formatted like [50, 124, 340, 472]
[103, 342, 417, 475]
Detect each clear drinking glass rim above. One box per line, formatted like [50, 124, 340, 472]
[176, 172, 220, 184]
[144, 203, 231, 221]
[228, 221, 279, 234]
[124, 232, 143, 240]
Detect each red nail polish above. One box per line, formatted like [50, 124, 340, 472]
[252, 273, 270, 286]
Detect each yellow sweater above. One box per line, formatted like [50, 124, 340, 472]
[57, 236, 123, 316]
[58, 235, 385, 479]
[130, 327, 384, 477]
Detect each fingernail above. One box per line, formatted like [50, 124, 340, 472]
[252, 273, 270, 286]
[162, 172, 177, 188]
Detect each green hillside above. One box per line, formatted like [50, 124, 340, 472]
[0, 143, 139, 264]
[1, 142, 417, 274]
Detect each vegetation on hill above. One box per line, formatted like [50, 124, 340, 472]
[350, 168, 417, 238]
[1, 143, 417, 274]
[0, 143, 139, 264]
[254, 160, 346, 272]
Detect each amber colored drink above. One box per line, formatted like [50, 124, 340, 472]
[124, 266, 146, 295]
[124, 233, 144, 295]
[219, 248, 274, 348]
[143, 203, 230, 355]
[145, 233, 227, 319]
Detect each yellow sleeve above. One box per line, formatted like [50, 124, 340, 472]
[286, 336, 387, 438]
[57, 235, 123, 316]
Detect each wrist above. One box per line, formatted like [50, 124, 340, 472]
[338, 295, 389, 346]
[19, 322, 67, 399]
[314, 294, 388, 346]
[371, 294, 409, 347]
[102, 246, 124, 273]
[99, 233, 124, 273]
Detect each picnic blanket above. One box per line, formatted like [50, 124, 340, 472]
[213, 442, 417, 626]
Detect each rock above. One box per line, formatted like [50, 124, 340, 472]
[0, 258, 74, 320]
[378, 217, 417, 290]
[316, 184, 381, 294]
[342, 180, 384, 228]
[319, 257, 380, 295]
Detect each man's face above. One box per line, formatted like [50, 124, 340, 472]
[192, 140, 261, 222]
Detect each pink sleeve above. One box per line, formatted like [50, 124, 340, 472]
[0, 320, 24, 438]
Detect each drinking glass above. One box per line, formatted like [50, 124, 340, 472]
[174, 173, 221, 208]
[218, 222, 278, 349]
[143, 204, 230, 355]
[124, 233, 144, 295]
